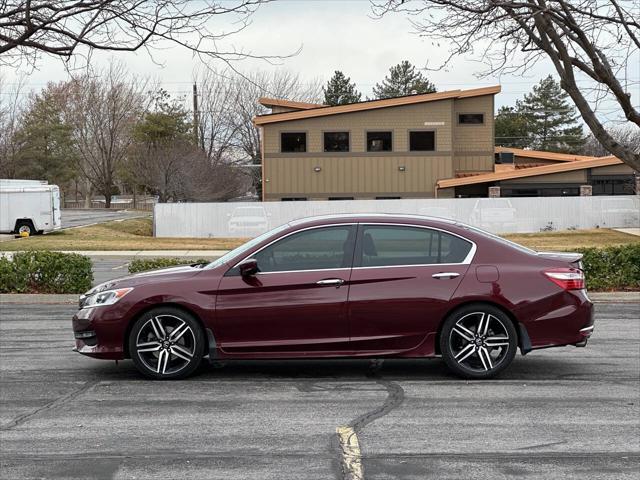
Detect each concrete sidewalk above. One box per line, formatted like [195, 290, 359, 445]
[0, 250, 229, 258]
[614, 228, 640, 236]
[2, 291, 638, 305]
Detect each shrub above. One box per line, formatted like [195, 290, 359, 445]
[128, 258, 210, 274]
[576, 244, 640, 291]
[0, 251, 93, 294]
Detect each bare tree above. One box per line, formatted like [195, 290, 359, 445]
[371, 0, 640, 170]
[65, 62, 149, 207]
[195, 69, 322, 197]
[582, 124, 640, 156]
[0, 1, 280, 68]
[0, 74, 24, 177]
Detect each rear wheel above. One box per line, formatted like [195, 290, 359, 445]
[129, 307, 204, 380]
[14, 219, 35, 236]
[440, 304, 517, 379]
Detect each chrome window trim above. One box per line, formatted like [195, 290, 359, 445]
[354, 222, 477, 268]
[230, 221, 477, 275]
[231, 223, 358, 274]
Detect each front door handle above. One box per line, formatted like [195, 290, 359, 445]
[432, 272, 460, 279]
[316, 278, 345, 287]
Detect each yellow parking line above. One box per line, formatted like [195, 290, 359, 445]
[336, 425, 364, 480]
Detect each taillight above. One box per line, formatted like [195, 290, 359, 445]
[544, 268, 585, 290]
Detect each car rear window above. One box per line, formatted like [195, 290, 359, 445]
[358, 226, 473, 267]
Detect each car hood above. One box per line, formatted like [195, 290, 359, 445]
[85, 265, 204, 295]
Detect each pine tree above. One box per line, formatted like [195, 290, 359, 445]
[14, 85, 77, 186]
[495, 106, 530, 148]
[373, 61, 436, 99]
[323, 71, 362, 106]
[517, 75, 584, 153]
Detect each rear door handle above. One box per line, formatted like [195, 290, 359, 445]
[316, 278, 345, 287]
[432, 272, 460, 279]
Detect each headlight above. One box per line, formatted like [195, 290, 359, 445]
[81, 288, 133, 308]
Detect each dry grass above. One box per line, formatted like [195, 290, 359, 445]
[503, 229, 639, 251]
[2, 217, 637, 252]
[2, 218, 248, 251]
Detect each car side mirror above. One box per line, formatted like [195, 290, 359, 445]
[238, 258, 259, 277]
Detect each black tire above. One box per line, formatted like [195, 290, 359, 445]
[14, 219, 35, 236]
[129, 306, 204, 380]
[440, 304, 517, 379]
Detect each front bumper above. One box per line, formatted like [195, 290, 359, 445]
[72, 305, 127, 360]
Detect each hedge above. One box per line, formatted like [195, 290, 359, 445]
[0, 251, 93, 294]
[574, 244, 640, 291]
[128, 258, 210, 274]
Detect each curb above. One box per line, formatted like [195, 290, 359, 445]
[0, 294, 79, 305]
[588, 292, 640, 303]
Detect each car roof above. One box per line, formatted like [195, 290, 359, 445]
[287, 213, 458, 227]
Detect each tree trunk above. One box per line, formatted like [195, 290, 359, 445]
[560, 80, 640, 171]
[84, 179, 92, 208]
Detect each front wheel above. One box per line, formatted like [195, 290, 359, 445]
[129, 307, 204, 380]
[440, 304, 517, 379]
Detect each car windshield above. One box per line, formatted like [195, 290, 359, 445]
[204, 224, 289, 269]
[233, 207, 265, 216]
[477, 199, 512, 208]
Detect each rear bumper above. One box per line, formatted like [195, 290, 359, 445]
[523, 289, 594, 350]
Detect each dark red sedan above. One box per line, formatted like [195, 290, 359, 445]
[72, 214, 594, 379]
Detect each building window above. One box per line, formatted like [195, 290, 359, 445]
[409, 131, 435, 151]
[281, 132, 306, 153]
[324, 132, 350, 152]
[328, 197, 354, 200]
[367, 131, 392, 152]
[375, 196, 401, 200]
[592, 177, 634, 195]
[458, 113, 484, 124]
[281, 197, 307, 201]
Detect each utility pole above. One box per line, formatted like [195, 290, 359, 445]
[192, 83, 200, 146]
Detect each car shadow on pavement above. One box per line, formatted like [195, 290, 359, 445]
[78, 353, 605, 383]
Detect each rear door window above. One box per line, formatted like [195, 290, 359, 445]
[356, 225, 472, 267]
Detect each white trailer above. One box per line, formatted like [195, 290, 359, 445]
[0, 180, 62, 235]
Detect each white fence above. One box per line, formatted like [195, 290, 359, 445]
[154, 195, 640, 238]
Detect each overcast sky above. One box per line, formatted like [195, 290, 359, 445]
[3, 0, 638, 122]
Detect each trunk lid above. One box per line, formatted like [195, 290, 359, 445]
[536, 251, 583, 268]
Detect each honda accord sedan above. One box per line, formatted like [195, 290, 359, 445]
[72, 214, 594, 379]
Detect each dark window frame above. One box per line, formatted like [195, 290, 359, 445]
[366, 130, 393, 152]
[323, 130, 351, 153]
[280, 131, 307, 153]
[458, 113, 485, 125]
[408, 130, 436, 152]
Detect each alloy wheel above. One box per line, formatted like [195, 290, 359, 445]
[135, 315, 196, 375]
[448, 311, 511, 373]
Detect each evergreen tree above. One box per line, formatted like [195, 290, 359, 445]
[495, 106, 530, 148]
[323, 71, 362, 105]
[517, 75, 584, 152]
[373, 61, 436, 99]
[14, 85, 77, 187]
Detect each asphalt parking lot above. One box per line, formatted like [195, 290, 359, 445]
[61, 209, 150, 229]
[0, 302, 638, 480]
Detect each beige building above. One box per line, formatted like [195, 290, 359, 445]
[253, 87, 637, 201]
